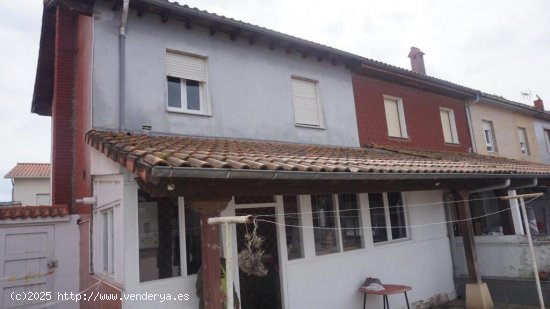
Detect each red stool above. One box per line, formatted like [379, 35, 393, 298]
[359, 284, 411, 309]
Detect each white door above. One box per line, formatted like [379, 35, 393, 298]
[0, 225, 55, 308]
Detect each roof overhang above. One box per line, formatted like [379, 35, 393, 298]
[479, 94, 550, 121]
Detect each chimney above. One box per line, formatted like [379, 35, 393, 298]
[534, 95, 544, 110]
[408, 47, 426, 75]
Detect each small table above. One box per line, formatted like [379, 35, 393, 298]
[358, 284, 411, 309]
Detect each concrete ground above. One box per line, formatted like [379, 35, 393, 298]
[433, 299, 548, 309]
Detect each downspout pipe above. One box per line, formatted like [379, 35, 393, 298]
[510, 178, 538, 191]
[470, 178, 510, 194]
[465, 92, 480, 153]
[119, 0, 130, 132]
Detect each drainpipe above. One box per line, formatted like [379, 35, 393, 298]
[465, 92, 480, 153]
[470, 178, 510, 194]
[119, 0, 130, 132]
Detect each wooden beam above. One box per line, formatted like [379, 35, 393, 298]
[185, 19, 193, 30]
[209, 23, 220, 36]
[136, 2, 145, 17]
[285, 44, 294, 54]
[187, 197, 231, 309]
[456, 190, 482, 284]
[268, 40, 277, 50]
[248, 36, 257, 45]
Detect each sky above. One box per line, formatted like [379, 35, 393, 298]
[0, 0, 549, 201]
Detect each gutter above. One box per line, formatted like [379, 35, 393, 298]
[465, 92, 480, 153]
[151, 167, 541, 181]
[119, 0, 130, 131]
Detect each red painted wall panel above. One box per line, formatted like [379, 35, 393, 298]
[352, 73, 472, 152]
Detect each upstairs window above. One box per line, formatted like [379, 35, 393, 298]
[544, 129, 550, 155]
[482, 120, 497, 152]
[440, 108, 459, 144]
[166, 50, 210, 115]
[292, 77, 323, 128]
[383, 96, 407, 138]
[517, 127, 530, 155]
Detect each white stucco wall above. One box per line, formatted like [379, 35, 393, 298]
[453, 235, 550, 278]
[12, 178, 50, 206]
[92, 3, 360, 147]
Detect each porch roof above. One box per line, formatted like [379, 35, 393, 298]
[86, 130, 550, 187]
[0, 205, 69, 220]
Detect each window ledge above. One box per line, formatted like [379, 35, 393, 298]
[295, 124, 325, 130]
[166, 108, 212, 117]
[373, 237, 411, 247]
[387, 136, 409, 141]
[444, 142, 461, 146]
[92, 274, 123, 290]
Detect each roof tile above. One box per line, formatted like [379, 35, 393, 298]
[0, 205, 69, 220]
[4, 163, 50, 179]
[86, 130, 550, 178]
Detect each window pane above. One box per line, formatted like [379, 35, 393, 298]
[185, 204, 201, 275]
[338, 194, 363, 251]
[440, 110, 453, 143]
[388, 192, 407, 240]
[283, 196, 303, 259]
[311, 195, 339, 255]
[109, 210, 114, 274]
[138, 191, 181, 282]
[167, 76, 182, 108]
[186, 80, 201, 111]
[369, 193, 387, 243]
[384, 99, 402, 137]
[102, 211, 109, 272]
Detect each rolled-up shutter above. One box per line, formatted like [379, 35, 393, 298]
[166, 51, 207, 82]
[292, 78, 321, 126]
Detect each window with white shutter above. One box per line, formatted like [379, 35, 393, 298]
[439, 108, 459, 144]
[165, 50, 210, 115]
[291, 77, 323, 127]
[517, 127, 530, 155]
[383, 96, 407, 138]
[482, 120, 497, 152]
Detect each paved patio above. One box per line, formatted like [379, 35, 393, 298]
[434, 299, 547, 309]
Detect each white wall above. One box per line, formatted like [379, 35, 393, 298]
[453, 235, 550, 278]
[92, 3, 360, 147]
[12, 178, 50, 206]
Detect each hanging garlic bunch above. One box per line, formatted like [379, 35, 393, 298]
[238, 222, 268, 277]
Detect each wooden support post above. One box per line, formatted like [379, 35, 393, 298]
[456, 191, 493, 309]
[187, 197, 232, 309]
[457, 191, 481, 284]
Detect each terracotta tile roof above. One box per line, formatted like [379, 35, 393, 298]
[4, 163, 50, 179]
[86, 130, 550, 179]
[0, 205, 69, 220]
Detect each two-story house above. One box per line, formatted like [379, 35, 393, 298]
[30, 1, 550, 308]
[4, 163, 51, 206]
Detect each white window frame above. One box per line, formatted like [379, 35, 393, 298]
[439, 108, 459, 144]
[291, 76, 324, 129]
[93, 202, 120, 280]
[544, 129, 550, 155]
[310, 194, 364, 256]
[165, 50, 211, 116]
[482, 120, 497, 152]
[368, 192, 410, 244]
[517, 127, 530, 155]
[383, 95, 408, 138]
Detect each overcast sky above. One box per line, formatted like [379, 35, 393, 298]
[0, 0, 549, 201]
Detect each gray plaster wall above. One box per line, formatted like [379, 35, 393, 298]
[92, 4, 360, 147]
[533, 119, 550, 164]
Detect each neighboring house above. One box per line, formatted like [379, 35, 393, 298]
[30, 1, 550, 309]
[353, 47, 475, 153]
[4, 163, 51, 205]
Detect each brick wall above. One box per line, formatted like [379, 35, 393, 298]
[352, 73, 473, 152]
[51, 5, 76, 208]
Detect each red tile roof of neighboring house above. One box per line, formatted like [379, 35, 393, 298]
[4, 163, 51, 179]
[0, 205, 69, 220]
[86, 130, 550, 180]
